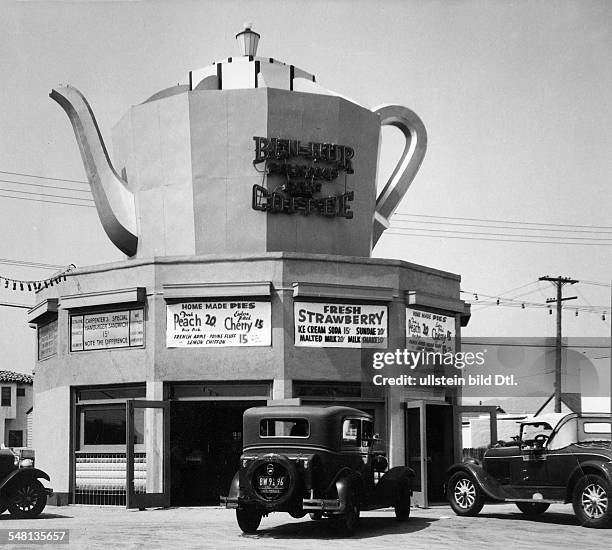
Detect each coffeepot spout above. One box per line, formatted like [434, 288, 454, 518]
[50, 86, 138, 257]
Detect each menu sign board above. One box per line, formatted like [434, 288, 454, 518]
[405, 308, 455, 354]
[70, 309, 144, 352]
[38, 319, 58, 360]
[294, 302, 388, 348]
[166, 301, 271, 348]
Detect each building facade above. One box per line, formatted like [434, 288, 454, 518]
[29, 29, 470, 508]
[0, 371, 33, 449]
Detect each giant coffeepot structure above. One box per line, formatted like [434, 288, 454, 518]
[51, 27, 426, 259]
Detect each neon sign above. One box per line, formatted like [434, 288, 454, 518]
[252, 136, 355, 218]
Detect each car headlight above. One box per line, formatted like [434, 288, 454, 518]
[300, 458, 309, 469]
[19, 459, 33, 468]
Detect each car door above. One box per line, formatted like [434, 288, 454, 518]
[508, 421, 552, 498]
[544, 418, 581, 498]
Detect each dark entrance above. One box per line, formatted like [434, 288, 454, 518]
[170, 402, 255, 505]
[405, 400, 456, 506]
[425, 403, 454, 503]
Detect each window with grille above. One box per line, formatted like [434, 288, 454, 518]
[1, 387, 10, 407]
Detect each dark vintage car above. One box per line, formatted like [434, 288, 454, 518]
[0, 448, 52, 518]
[447, 412, 612, 528]
[221, 405, 414, 535]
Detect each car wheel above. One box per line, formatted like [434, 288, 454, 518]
[340, 493, 360, 536]
[7, 479, 47, 518]
[448, 472, 484, 517]
[236, 506, 262, 534]
[394, 484, 411, 521]
[572, 475, 612, 528]
[515, 502, 550, 516]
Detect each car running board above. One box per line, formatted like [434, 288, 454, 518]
[500, 498, 565, 504]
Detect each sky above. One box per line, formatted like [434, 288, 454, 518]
[0, 0, 610, 376]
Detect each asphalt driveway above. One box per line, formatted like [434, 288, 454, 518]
[0, 503, 608, 549]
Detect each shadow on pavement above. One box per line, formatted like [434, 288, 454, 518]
[245, 515, 437, 540]
[478, 510, 579, 527]
[0, 512, 73, 520]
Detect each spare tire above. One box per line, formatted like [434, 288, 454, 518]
[244, 454, 299, 507]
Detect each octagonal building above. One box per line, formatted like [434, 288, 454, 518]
[28, 28, 470, 509]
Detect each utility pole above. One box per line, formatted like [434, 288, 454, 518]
[539, 276, 579, 413]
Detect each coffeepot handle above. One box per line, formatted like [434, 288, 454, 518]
[372, 105, 427, 247]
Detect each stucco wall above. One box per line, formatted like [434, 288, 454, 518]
[111, 89, 381, 259]
[33, 253, 461, 393]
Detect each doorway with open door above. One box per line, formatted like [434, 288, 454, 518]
[405, 401, 499, 507]
[405, 400, 455, 507]
[169, 401, 259, 506]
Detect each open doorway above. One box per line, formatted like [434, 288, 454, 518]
[405, 401, 455, 506]
[425, 404, 454, 502]
[170, 401, 256, 506]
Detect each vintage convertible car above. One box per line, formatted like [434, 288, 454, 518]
[221, 405, 414, 535]
[0, 448, 53, 518]
[447, 412, 612, 528]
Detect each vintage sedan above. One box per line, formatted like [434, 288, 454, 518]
[221, 405, 414, 535]
[447, 412, 612, 528]
[0, 449, 53, 518]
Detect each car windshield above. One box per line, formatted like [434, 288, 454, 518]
[520, 422, 553, 447]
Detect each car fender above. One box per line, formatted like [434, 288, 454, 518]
[334, 470, 364, 507]
[566, 460, 612, 503]
[0, 468, 50, 493]
[376, 466, 414, 503]
[227, 471, 240, 500]
[446, 462, 506, 502]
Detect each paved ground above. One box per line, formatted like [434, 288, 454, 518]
[0, 503, 608, 550]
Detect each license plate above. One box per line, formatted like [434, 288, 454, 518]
[258, 476, 287, 493]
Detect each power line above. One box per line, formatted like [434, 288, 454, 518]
[0, 258, 65, 270]
[0, 170, 87, 185]
[0, 178, 92, 194]
[465, 287, 547, 311]
[462, 341, 610, 348]
[393, 212, 612, 230]
[580, 280, 612, 288]
[0, 193, 95, 208]
[462, 281, 539, 298]
[0, 186, 94, 203]
[385, 230, 612, 246]
[392, 218, 612, 234]
[388, 226, 612, 242]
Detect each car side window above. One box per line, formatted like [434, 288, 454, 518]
[362, 420, 373, 447]
[342, 419, 361, 446]
[548, 419, 578, 450]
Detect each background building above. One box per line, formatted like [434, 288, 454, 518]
[0, 370, 33, 449]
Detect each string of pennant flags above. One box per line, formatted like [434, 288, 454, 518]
[0, 264, 76, 292]
[461, 280, 611, 321]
